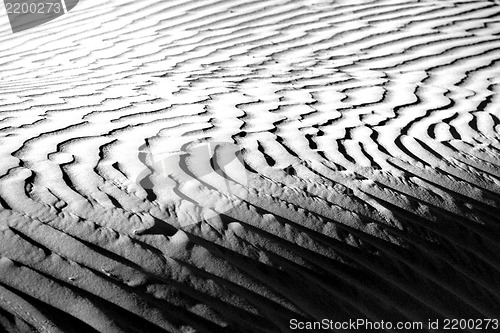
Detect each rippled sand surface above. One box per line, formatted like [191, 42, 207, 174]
[0, 0, 499, 332]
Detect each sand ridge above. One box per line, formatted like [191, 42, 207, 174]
[0, 0, 499, 332]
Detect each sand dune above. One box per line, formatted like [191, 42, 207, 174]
[0, 0, 499, 332]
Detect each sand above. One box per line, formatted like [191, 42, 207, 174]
[0, 0, 499, 332]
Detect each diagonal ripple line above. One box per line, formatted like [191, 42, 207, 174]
[60, 0, 68, 14]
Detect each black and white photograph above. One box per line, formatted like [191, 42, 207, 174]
[0, 0, 499, 332]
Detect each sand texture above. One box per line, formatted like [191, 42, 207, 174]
[0, 0, 499, 332]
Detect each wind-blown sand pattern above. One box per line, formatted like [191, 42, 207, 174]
[0, 0, 499, 332]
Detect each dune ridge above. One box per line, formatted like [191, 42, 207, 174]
[0, 0, 499, 332]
